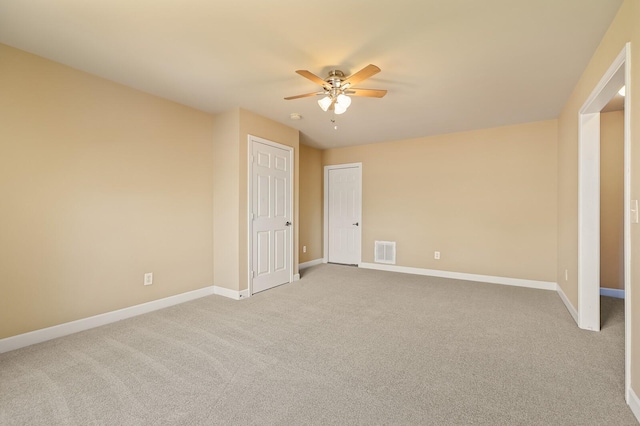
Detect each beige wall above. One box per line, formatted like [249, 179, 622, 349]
[600, 111, 625, 290]
[0, 44, 215, 338]
[212, 109, 240, 290]
[299, 144, 323, 263]
[323, 120, 558, 282]
[557, 0, 640, 394]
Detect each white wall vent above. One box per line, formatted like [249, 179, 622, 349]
[374, 241, 396, 264]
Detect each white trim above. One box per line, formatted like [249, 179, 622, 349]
[247, 135, 294, 296]
[557, 284, 579, 325]
[299, 258, 323, 269]
[293, 273, 301, 281]
[629, 387, 640, 423]
[623, 42, 632, 404]
[323, 162, 363, 264]
[0, 286, 216, 354]
[600, 287, 625, 299]
[578, 111, 601, 331]
[213, 286, 249, 300]
[358, 262, 557, 291]
[247, 136, 253, 297]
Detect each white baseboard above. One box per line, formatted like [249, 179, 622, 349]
[557, 284, 579, 325]
[293, 273, 301, 281]
[629, 387, 640, 424]
[0, 286, 216, 354]
[299, 259, 323, 269]
[358, 263, 557, 291]
[600, 287, 625, 299]
[213, 286, 249, 300]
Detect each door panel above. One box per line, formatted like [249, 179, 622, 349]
[327, 166, 361, 265]
[274, 229, 286, 271]
[257, 231, 270, 276]
[275, 177, 286, 217]
[251, 140, 292, 294]
[257, 175, 270, 217]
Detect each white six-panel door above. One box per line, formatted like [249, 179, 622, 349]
[326, 165, 362, 265]
[250, 138, 292, 294]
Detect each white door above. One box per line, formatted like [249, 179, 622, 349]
[326, 165, 362, 265]
[251, 139, 292, 294]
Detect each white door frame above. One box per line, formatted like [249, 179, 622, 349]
[247, 135, 294, 296]
[323, 163, 362, 264]
[577, 43, 631, 400]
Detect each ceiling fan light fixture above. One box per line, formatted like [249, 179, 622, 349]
[287, 64, 385, 118]
[318, 96, 332, 111]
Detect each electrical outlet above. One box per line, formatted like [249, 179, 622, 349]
[434, 251, 440, 260]
[144, 272, 153, 286]
[303, 245, 307, 253]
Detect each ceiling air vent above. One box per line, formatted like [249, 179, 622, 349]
[374, 241, 396, 265]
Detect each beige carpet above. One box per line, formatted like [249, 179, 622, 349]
[1, 264, 637, 425]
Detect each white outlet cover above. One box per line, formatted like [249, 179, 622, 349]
[144, 273, 153, 285]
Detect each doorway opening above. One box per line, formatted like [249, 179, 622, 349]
[600, 95, 625, 323]
[577, 43, 630, 400]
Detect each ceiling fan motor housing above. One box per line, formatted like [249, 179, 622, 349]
[326, 70, 346, 95]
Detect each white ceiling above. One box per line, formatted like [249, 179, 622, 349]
[0, 0, 623, 149]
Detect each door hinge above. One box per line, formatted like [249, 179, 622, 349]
[251, 270, 256, 278]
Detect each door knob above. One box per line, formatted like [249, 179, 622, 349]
[285, 221, 292, 226]
[353, 222, 359, 226]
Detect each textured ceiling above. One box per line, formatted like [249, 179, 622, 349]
[0, 0, 624, 148]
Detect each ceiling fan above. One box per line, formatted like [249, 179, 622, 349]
[284, 64, 387, 114]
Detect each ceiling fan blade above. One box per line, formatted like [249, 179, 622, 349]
[284, 91, 323, 100]
[346, 88, 387, 98]
[341, 64, 381, 88]
[296, 70, 330, 88]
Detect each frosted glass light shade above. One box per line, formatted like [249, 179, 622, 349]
[337, 94, 351, 108]
[334, 102, 347, 115]
[318, 96, 332, 111]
